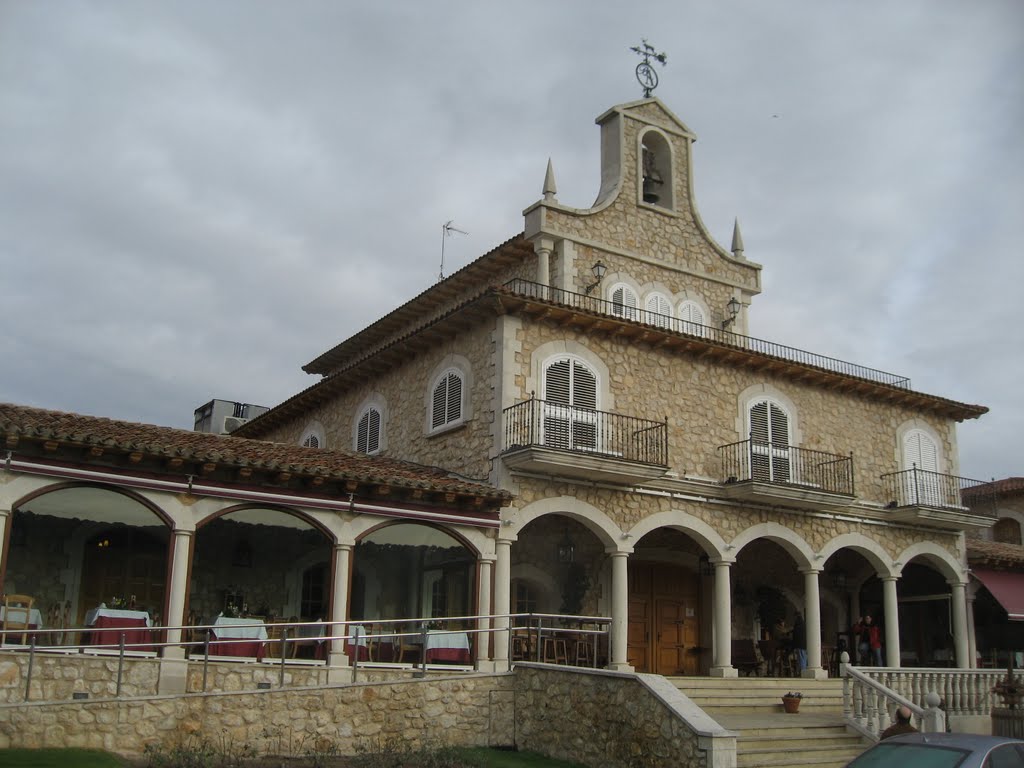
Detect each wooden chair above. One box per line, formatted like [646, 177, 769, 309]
[731, 638, 764, 676]
[265, 619, 296, 659]
[2, 594, 35, 645]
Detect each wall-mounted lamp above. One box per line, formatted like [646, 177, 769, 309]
[721, 297, 741, 329]
[583, 261, 607, 295]
[699, 554, 714, 577]
[557, 528, 575, 564]
[831, 567, 848, 590]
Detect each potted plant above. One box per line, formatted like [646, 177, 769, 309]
[782, 691, 802, 713]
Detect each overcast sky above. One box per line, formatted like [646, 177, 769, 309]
[1, 1, 1021, 480]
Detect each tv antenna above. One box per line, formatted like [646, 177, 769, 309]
[438, 219, 468, 281]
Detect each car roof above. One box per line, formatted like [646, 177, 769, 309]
[887, 732, 1024, 748]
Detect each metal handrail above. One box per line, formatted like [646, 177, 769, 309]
[718, 439, 855, 495]
[881, 467, 994, 513]
[0, 612, 613, 700]
[503, 396, 668, 466]
[501, 279, 912, 389]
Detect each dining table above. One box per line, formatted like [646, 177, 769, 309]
[209, 616, 268, 659]
[423, 629, 471, 664]
[85, 607, 153, 651]
[0, 606, 44, 630]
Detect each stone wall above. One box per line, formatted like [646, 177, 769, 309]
[0, 661, 734, 768]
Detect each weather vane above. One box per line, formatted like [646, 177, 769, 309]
[630, 39, 667, 98]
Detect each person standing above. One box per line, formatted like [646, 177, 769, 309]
[853, 615, 883, 666]
[792, 613, 807, 674]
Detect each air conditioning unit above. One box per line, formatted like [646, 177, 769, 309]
[222, 415, 249, 434]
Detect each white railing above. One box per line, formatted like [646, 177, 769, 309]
[841, 656, 945, 740]
[855, 666, 1008, 718]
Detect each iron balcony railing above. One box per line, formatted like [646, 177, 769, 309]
[719, 439, 855, 496]
[503, 396, 668, 466]
[502, 279, 912, 389]
[881, 467, 995, 513]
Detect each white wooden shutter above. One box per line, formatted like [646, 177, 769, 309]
[357, 408, 380, 454]
[544, 358, 599, 450]
[749, 400, 790, 482]
[678, 301, 706, 336]
[903, 430, 938, 472]
[445, 372, 462, 423]
[646, 294, 672, 328]
[303, 434, 320, 449]
[612, 286, 638, 320]
[571, 361, 597, 410]
[903, 429, 941, 505]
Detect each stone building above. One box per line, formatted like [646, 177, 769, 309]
[233, 95, 992, 677]
[0, 95, 995, 681]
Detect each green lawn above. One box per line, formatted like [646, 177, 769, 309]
[0, 746, 583, 768]
[0, 749, 127, 768]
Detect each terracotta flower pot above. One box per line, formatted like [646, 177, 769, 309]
[782, 696, 801, 713]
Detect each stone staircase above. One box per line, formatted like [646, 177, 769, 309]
[670, 677, 868, 768]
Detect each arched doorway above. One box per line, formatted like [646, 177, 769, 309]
[627, 528, 705, 676]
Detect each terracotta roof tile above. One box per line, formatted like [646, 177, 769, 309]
[0, 403, 509, 504]
[966, 538, 1024, 569]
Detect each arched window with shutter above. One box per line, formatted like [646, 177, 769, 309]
[610, 284, 638, 321]
[677, 300, 706, 337]
[356, 406, 382, 455]
[748, 399, 791, 483]
[902, 428, 942, 505]
[645, 293, 673, 328]
[430, 369, 464, 431]
[542, 356, 599, 451]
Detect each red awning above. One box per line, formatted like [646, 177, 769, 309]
[973, 569, 1024, 621]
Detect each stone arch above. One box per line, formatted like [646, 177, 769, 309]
[637, 125, 676, 210]
[625, 509, 730, 561]
[894, 541, 963, 582]
[349, 517, 489, 558]
[730, 522, 815, 570]
[196, 502, 335, 542]
[817, 533, 896, 578]
[503, 496, 621, 550]
[12, 480, 174, 528]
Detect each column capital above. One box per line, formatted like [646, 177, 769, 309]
[710, 558, 735, 567]
[0, 506, 11, 518]
[477, 554, 497, 565]
[172, 528, 194, 538]
[334, 542, 354, 553]
[880, 575, 899, 583]
[607, 548, 631, 559]
[799, 567, 823, 577]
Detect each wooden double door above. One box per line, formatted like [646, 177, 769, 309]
[627, 562, 701, 675]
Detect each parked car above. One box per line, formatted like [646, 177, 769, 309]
[845, 733, 1024, 768]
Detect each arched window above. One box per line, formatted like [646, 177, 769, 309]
[431, 369, 464, 430]
[302, 434, 319, 449]
[299, 421, 325, 449]
[677, 300, 706, 336]
[645, 293, 673, 328]
[356, 407, 382, 454]
[901, 428, 943, 505]
[993, 518, 1023, 545]
[543, 356, 599, 451]
[610, 284, 638, 320]
[749, 399, 791, 483]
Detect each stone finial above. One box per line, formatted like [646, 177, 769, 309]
[543, 158, 557, 201]
[731, 218, 745, 259]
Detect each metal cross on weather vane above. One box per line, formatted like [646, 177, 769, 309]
[630, 39, 667, 98]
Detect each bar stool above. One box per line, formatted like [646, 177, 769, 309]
[542, 634, 568, 664]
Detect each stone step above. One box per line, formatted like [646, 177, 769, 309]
[739, 732, 864, 750]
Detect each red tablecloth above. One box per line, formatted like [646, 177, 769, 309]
[209, 636, 265, 660]
[90, 616, 153, 652]
[425, 647, 472, 664]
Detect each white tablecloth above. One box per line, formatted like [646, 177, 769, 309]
[86, 608, 152, 627]
[0, 606, 44, 627]
[425, 630, 470, 652]
[212, 616, 268, 640]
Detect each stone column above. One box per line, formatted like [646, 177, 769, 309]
[534, 239, 553, 288]
[608, 550, 632, 671]
[966, 586, 978, 669]
[157, 528, 194, 695]
[710, 560, 736, 677]
[476, 556, 494, 667]
[0, 506, 10, 592]
[328, 544, 353, 666]
[492, 538, 512, 667]
[882, 576, 901, 668]
[164, 529, 194, 647]
[802, 568, 826, 679]
[950, 580, 969, 669]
